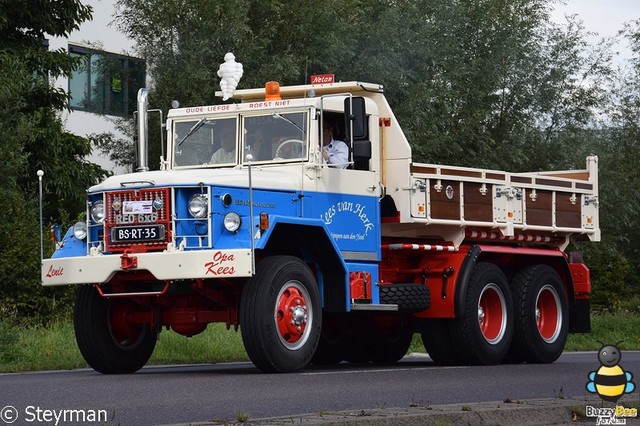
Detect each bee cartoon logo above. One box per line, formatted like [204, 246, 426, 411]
[586, 342, 635, 403]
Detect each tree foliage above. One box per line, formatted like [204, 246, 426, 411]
[0, 0, 627, 314]
[1, 0, 108, 220]
[0, 0, 107, 319]
[110, 0, 640, 310]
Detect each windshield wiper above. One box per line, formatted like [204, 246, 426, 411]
[177, 118, 210, 147]
[272, 112, 305, 135]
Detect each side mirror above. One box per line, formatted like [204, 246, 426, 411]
[353, 139, 371, 160]
[344, 97, 367, 141]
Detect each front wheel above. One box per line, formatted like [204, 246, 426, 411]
[450, 262, 513, 365]
[509, 265, 568, 363]
[74, 285, 157, 374]
[240, 256, 322, 373]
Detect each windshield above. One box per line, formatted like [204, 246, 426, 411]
[242, 112, 307, 164]
[172, 111, 308, 168]
[173, 117, 237, 167]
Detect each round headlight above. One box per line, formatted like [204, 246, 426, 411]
[189, 194, 208, 218]
[223, 212, 241, 233]
[90, 200, 105, 224]
[221, 193, 232, 207]
[73, 221, 87, 240]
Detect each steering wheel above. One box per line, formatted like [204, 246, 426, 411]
[274, 139, 305, 160]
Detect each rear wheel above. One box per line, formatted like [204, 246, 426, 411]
[74, 285, 157, 374]
[510, 265, 568, 363]
[420, 319, 462, 365]
[367, 330, 413, 364]
[366, 316, 414, 364]
[337, 316, 414, 364]
[240, 256, 321, 373]
[450, 263, 513, 365]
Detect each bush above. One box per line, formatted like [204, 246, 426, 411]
[0, 319, 20, 363]
[580, 242, 633, 313]
[0, 189, 75, 323]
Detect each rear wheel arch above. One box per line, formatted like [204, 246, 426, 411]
[454, 247, 576, 319]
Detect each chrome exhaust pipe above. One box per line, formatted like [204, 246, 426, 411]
[136, 88, 149, 172]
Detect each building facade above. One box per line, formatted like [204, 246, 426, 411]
[49, 0, 145, 175]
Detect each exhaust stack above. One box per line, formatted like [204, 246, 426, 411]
[136, 88, 149, 172]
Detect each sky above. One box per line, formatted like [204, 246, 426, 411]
[551, 0, 640, 61]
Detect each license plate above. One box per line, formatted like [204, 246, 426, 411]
[111, 225, 165, 243]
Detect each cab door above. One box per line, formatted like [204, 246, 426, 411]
[313, 99, 380, 262]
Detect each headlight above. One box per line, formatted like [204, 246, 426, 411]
[90, 200, 105, 224]
[189, 194, 208, 218]
[73, 221, 87, 240]
[223, 212, 241, 233]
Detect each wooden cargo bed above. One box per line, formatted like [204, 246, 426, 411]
[391, 156, 600, 248]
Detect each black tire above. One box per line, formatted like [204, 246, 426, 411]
[449, 262, 513, 365]
[379, 283, 430, 312]
[240, 256, 322, 373]
[509, 265, 569, 363]
[366, 325, 414, 364]
[74, 285, 157, 374]
[342, 326, 372, 364]
[311, 315, 345, 365]
[341, 316, 413, 364]
[419, 319, 463, 365]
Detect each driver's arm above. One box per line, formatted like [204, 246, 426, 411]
[324, 141, 349, 168]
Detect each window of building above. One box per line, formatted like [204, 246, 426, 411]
[68, 44, 145, 117]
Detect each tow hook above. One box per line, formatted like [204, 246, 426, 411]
[121, 250, 138, 270]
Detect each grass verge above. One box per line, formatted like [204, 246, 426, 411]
[0, 320, 247, 373]
[1, 313, 638, 373]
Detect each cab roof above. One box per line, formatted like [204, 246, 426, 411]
[215, 81, 384, 102]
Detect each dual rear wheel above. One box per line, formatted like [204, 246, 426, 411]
[421, 262, 568, 365]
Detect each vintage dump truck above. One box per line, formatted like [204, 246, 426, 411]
[42, 76, 599, 374]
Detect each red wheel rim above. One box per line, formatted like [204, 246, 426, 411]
[536, 285, 562, 343]
[477, 284, 507, 344]
[109, 301, 143, 347]
[275, 281, 312, 350]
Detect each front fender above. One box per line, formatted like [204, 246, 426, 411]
[257, 216, 349, 312]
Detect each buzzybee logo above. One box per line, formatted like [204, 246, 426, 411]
[585, 342, 638, 425]
[586, 342, 635, 403]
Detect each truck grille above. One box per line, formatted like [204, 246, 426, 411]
[104, 188, 172, 252]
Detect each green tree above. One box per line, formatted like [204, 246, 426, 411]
[586, 19, 640, 303]
[1, 0, 107, 220]
[113, 0, 626, 310]
[0, 0, 107, 319]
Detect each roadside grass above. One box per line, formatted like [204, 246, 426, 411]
[0, 319, 248, 373]
[1, 313, 639, 373]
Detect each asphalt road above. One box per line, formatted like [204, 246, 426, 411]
[1, 352, 639, 425]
